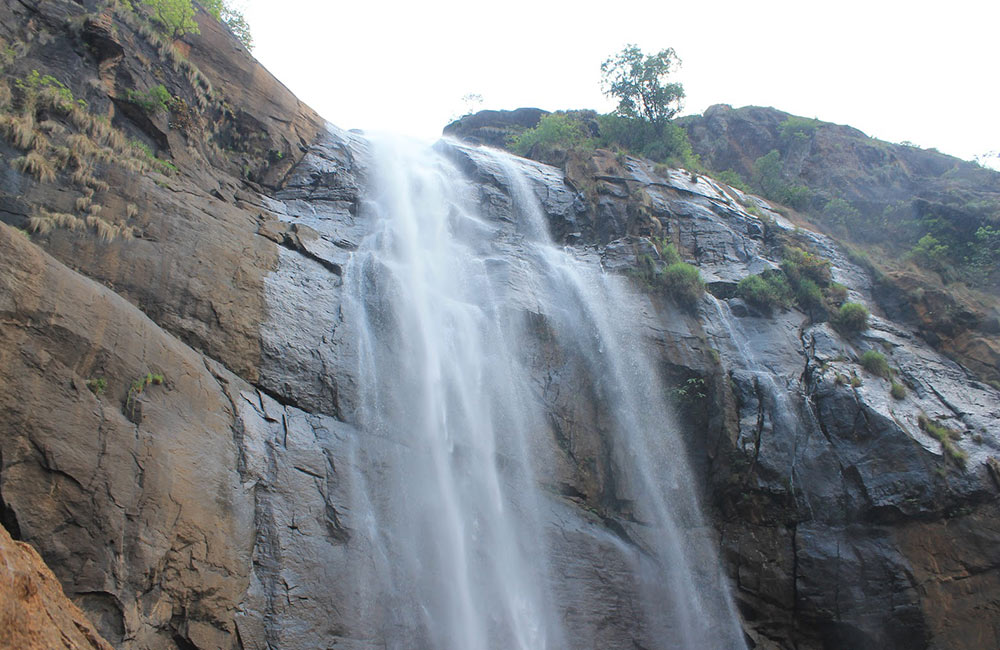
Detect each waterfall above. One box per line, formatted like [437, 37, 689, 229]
[337, 135, 746, 649]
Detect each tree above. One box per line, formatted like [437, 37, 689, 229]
[600, 45, 685, 128]
[199, 0, 253, 50]
[143, 0, 200, 39]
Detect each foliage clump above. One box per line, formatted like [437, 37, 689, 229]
[600, 44, 684, 125]
[859, 350, 891, 378]
[833, 302, 869, 334]
[201, 0, 254, 50]
[509, 113, 591, 156]
[662, 261, 705, 308]
[633, 243, 704, 310]
[752, 149, 813, 210]
[126, 84, 173, 114]
[918, 414, 967, 467]
[142, 0, 200, 38]
[737, 272, 791, 314]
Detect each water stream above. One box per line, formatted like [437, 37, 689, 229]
[338, 135, 746, 649]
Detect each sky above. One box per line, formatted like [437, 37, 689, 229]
[239, 0, 999, 165]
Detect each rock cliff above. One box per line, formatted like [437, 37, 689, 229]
[0, 3, 998, 649]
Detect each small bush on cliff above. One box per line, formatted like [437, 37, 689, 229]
[126, 84, 172, 114]
[859, 350, 891, 378]
[918, 414, 967, 467]
[737, 272, 792, 314]
[509, 114, 592, 156]
[833, 302, 869, 334]
[662, 261, 705, 309]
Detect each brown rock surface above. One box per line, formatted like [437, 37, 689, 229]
[0, 524, 113, 650]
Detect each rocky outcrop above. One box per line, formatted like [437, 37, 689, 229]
[1, 525, 113, 650]
[678, 104, 1000, 385]
[442, 107, 547, 147]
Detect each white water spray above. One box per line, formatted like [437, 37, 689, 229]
[338, 135, 746, 649]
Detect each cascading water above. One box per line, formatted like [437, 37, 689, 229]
[338, 134, 746, 649]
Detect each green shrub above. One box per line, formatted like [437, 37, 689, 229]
[782, 246, 832, 285]
[143, 0, 199, 38]
[751, 149, 813, 209]
[85, 377, 107, 396]
[890, 381, 907, 400]
[779, 116, 823, 143]
[126, 84, 172, 114]
[659, 241, 682, 266]
[509, 113, 592, 156]
[821, 198, 860, 228]
[737, 272, 792, 313]
[662, 261, 705, 308]
[793, 277, 824, 312]
[715, 169, 750, 193]
[824, 282, 847, 306]
[860, 350, 891, 378]
[918, 414, 967, 467]
[595, 113, 700, 169]
[833, 302, 869, 334]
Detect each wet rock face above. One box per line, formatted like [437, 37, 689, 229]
[0, 6, 998, 649]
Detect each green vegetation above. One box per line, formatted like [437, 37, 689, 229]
[779, 116, 823, 144]
[125, 372, 165, 418]
[633, 242, 705, 310]
[600, 45, 684, 125]
[734, 242, 846, 319]
[833, 302, 869, 334]
[662, 262, 705, 308]
[595, 113, 700, 169]
[751, 149, 813, 209]
[918, 414, 967, 468]
[672, 377, 707, 404]
[14, 70, 85, 112]
[890, 381, 907, 400]
[509, 113, 591, 156]
[737, 272, 791, 313]
[859, 350, 891, 378]
[715, 169, 750, 193]
[126, 84, 172, 114]
[200, 0, 254, 50]
[142, 0, 199, 38]
[85, 377, 107, 396]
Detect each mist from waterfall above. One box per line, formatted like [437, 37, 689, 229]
[338, 134, 746, 649]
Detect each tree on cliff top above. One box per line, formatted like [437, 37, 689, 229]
[143, 0, 199, 38]
[600, 45, 685, 128]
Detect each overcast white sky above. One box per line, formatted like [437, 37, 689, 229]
[240, 0, 998, 164]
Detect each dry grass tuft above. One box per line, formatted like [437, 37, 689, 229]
[2, 113, 37, 149]
[13, 152, 56, 182]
